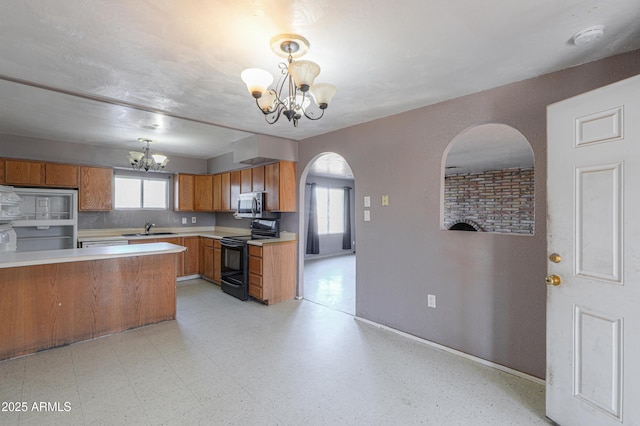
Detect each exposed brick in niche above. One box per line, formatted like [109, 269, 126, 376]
[444, 167, 534, 234]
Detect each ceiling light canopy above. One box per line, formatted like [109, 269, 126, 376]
[241, 34, 337, 127]
[127, 138, 169, 172]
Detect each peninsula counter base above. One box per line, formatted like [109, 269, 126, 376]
[0, 252, 178, 361]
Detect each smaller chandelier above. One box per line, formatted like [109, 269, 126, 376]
[127, 138, 169, 172]
[241, 34, 337, 127]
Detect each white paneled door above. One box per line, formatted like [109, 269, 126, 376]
[546, 74, 640, 425]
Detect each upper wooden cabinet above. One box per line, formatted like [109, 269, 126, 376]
[252, 165, 265, 192]
[230, 170, 241, 212]
[5, 159, 45, 186]
[194, 174, 213, 211]
[220, 172, 231, 211]
[79, 166, 113, 211]
[45, 163, 79, 188]
[265, 161, 296, 212]
[212, 173, 222, 211]
[240, 168, 252, 193]
[3, 158, 78, 188]
[175, 173, 195, 211]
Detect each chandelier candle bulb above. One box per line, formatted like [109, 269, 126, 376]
[309, 83, 337, 109]
[241, 68, 273, 98]
[287, 60, 321, 92]
[257, 90, 277, 112]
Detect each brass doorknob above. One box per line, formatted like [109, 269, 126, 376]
[548, 253, 562, 263]
[545, 274, 561, 286]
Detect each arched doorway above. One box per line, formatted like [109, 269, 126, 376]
[297, 153, 356, 315]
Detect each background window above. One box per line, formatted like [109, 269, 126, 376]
[316, 187, 344, 235]
[115, 176, 168, 209]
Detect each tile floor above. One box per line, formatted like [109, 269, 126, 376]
[0, 279, 549, 425]
[304, 254, 356, 315]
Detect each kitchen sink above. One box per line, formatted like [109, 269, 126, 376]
[122, 232, 176, 237]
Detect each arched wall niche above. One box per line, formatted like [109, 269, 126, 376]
[441, 123, 535, 235]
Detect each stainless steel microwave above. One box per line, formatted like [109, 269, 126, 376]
[235, 192, 279, 219]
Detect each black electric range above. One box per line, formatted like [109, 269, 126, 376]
[219, 219, 279, 301]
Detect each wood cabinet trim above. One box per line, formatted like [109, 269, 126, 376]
[79, 166, 113, 211]
[194, 174, 213, 211]
[5, 159, 45, 186]
[45, 163, 79, 188]
[175, 173, 195, 212]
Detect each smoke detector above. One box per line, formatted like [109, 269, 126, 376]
[572, 25, 605, 46]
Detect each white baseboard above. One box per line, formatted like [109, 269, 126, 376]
[354, 316, 545, 386]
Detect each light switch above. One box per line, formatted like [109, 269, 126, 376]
[427, 294, 436, 308]
[364, 196, 371, 207]
[382, 195, 389, 206]
[364, 210, 371, 221]
[191, 217, 196, 224]
[182, 218, 187, 224]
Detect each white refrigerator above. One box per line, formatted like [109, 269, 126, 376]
[13, 188, 78, 252]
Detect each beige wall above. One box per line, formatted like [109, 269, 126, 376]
[297, 50, 640, 378]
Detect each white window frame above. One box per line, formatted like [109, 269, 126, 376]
[316, 186, 345, 236]
[114, 173, 170, 210]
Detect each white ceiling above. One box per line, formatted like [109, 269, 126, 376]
[1, 1, 639, 161]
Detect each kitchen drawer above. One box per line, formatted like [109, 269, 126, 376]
[249, 255, 262, 275]
[249, 273, 263, 299]
[248, 245, 262, 258]
[202, 237, 214, 248]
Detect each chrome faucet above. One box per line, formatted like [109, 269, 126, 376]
[144, 221, 155, 235]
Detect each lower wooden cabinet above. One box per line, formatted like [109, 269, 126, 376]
[201, 237, 214, 281]
[248, 242, 296, 305]
[213, 240, 221, 282]
[182, 237, 199, 276]
[129, 237, 186, 276]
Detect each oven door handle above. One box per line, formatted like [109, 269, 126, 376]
[220, 240, 245, 248]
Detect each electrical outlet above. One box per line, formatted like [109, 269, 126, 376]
[364, 196, 371, 207]
[182, 218, 187, 225]
[427, 294, 436, 308]
[191, 217, 196, 224]
[364, 210, 371, 221]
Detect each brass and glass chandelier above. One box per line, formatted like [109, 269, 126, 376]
[241, 34, 337, 127]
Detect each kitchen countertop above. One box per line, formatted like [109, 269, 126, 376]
[0, 242, 186, 269]
[77, 226, 297, 245]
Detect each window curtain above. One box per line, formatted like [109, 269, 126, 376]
[306, 183, 320, 254]
[342, 186, 352, 250]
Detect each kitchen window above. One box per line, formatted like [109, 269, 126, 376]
[114, 175, 169, 209]
[316, 186, 344, 235]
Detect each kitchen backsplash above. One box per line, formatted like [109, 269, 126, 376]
[78, 210, 215, 230]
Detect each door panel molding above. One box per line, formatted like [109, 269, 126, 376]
[573, 305, 623, 421]
[575, 106, 624, 147]
[574, 162, 623, 284]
